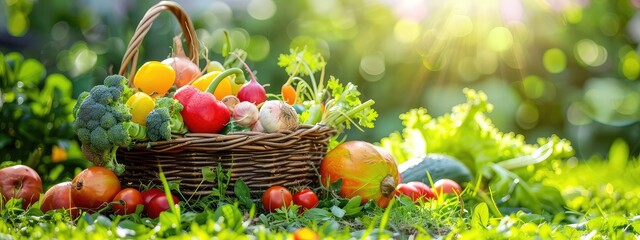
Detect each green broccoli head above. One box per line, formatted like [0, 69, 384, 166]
[73, 91, 90, 118]
[146, 107, 171, 142]
[90, 85, 115, 105]
[153, 97, 187, 135]
[72, 74, 142, 175]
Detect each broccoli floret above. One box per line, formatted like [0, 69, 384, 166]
[107, 122, 147, 146]
[72, 74, 146, 175]
[146, 107, 171, 142]
[100, 112, 116, 129]
[111, 103, 132, 122]
[90, 85, 114, 104]
[153, 97, 188, 135]
[76, 128, 91, 143]
[73, 91, 90, 118]
[103, 75, 133, 102]
[90, 127, 110, 151]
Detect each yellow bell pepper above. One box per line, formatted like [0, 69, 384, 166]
[133, 61, 175, 97]
[191, 71, 233, 100]
[126, 92, 155, 126]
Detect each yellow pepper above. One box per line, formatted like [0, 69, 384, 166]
[206, 62, 243, 95]
[191, 71, 233, 100]
[133, 61, 175, 97]
[126, 92, 155, 126]
[51, 145, 67, 163]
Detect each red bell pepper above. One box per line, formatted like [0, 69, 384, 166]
[173, 68, 246, 133]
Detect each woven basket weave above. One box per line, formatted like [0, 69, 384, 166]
[116, 1, 337, 198]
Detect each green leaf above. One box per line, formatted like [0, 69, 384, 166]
[329, 178, 343, 194]
[471, 202, 489, 229]
[213, 204, 245, 233]
[632, 221, 640, 234]
[609, 138, 629, 170]
[17, 59, 44, 89]
[234, 179, 253, 209]
[202, 166, 216, 183]
[330, 205, 346, 218]
[342, 196, 363, 216]
[303, 208, 333, 221]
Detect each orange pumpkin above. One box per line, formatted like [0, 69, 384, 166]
[319, 141, 400, 208]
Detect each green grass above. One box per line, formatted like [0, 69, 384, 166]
[1, 157, 640, 239]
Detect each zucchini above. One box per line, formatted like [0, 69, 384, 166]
[399, 154, 473, 184]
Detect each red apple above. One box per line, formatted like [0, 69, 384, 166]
[0, 165, 43, 209]
[41, 181, 78, 218]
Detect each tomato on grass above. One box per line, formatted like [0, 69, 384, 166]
[262, 185, 293, 213]
[112, 188, 144, 215]
[292, 188, 319, 213]
[434, 179, 462, 195]
[141, 188, 165, 205]
[146, 194, 180, 219]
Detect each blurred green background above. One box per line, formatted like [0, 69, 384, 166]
[1, 0, 639, 176]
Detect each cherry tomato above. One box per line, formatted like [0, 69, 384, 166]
[395, 183, 421, 201]
[141, 188, 165, 205]
[262, 185, 293, 213]
[293, 227, 320, 240]
[407, 181, 437, 200]
[71, 166, 121, 211]
[146, 194, 179, 219]
[41, 181, 78, 218]
[112, 188, 144, 215]
[292, 189, 319, 213]
[434, 179, 462, 195]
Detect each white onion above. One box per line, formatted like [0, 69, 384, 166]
[259, 100, 298, 133]
[233, 101, 259, 127]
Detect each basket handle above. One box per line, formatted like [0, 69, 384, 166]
[119, 1, 199, 82]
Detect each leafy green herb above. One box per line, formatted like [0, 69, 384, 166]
[380, 88, 574, 215]
[277, 48, 378, 135]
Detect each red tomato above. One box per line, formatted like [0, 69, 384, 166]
[434, 179, 462, 195]
[395, 183, 421, 201]
[407, 182, 437, 200]
[40, 181, 78, 218]
[262, 186, 293, 213]
[0, 165, 43, 209]
[146, 194, 179, 219]
[141, 188, 164, 205]
[71, 166, 121, 211]
[112, 188, 144, 215]
[292, 189, 319, 213]
[293, 227, 320, 240]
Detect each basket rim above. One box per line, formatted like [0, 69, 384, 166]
[125, 124, 337, 152]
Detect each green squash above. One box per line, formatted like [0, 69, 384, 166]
[399, 154, 473, 184]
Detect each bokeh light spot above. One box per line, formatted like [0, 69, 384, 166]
[522, 75, 544, 99]
[475, 51, 498, 74]
[8, 12, 28, 37]
[567, 103, 591, 126]
[246, 35, 270, 62]
[516, 101, 539, 129]
[394, 20, 421, 43]
[247, 0, 276, 20]
[360, 53, 385, 82]
[450, 15, 473, 37]
[622, 51, 640, 80]
[575, 39, 607, 67]
[488, 27, 513, 52]
[543, 48, 566, 74]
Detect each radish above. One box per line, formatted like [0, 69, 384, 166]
[235, 56, 266, 105]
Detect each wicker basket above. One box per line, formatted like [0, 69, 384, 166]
[116, 1, 337, 199]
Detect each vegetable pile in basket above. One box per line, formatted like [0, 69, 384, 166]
[72, 44, 377, 175]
